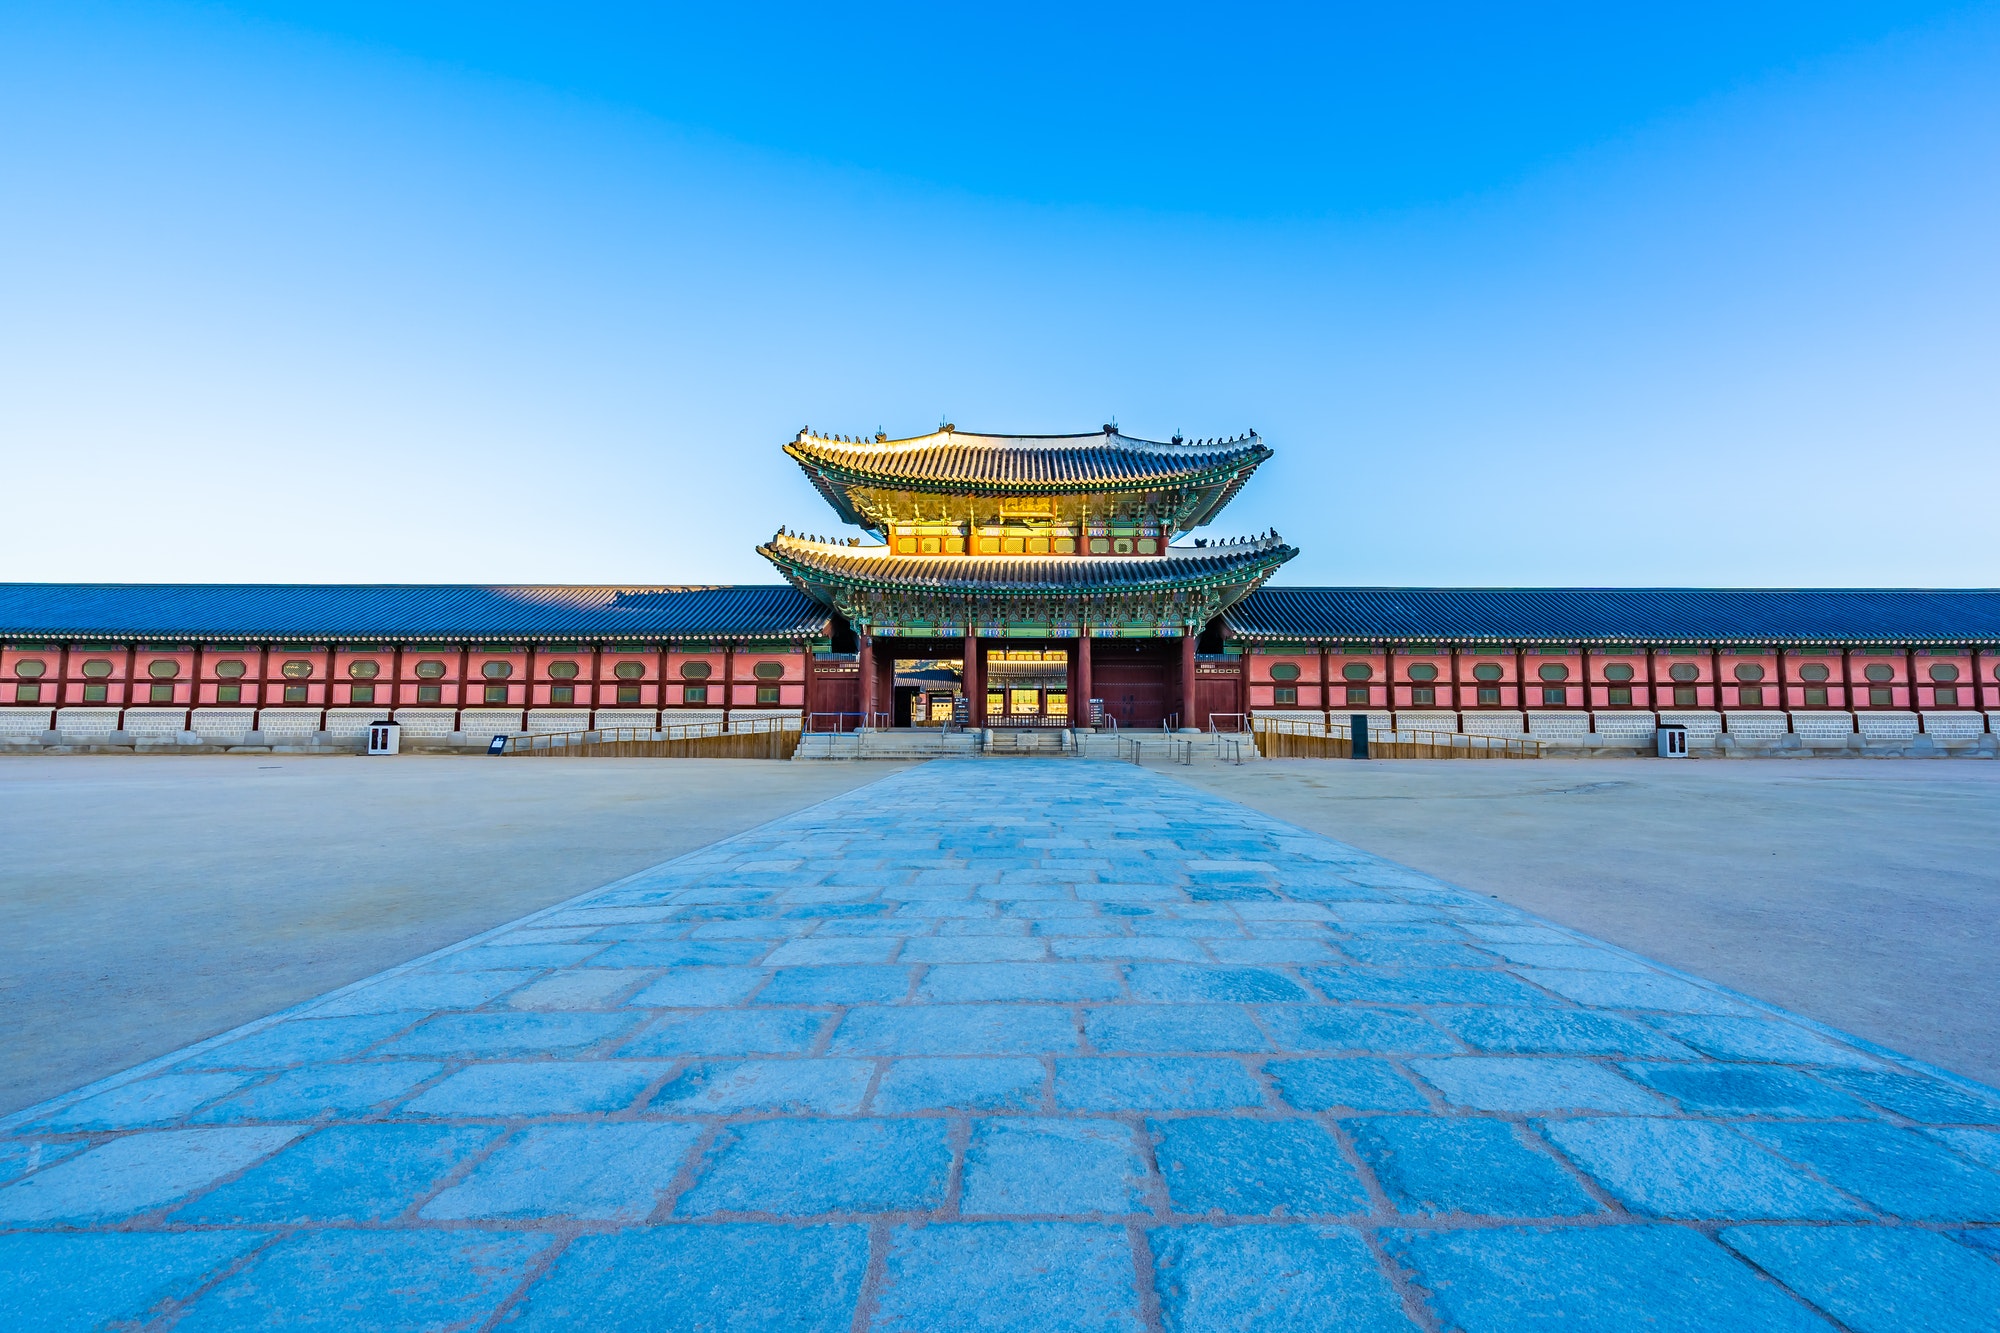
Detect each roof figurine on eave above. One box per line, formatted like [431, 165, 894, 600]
[783, 422, 1272, 534]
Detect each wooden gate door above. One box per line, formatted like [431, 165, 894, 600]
[1090, 641, 1171, 728]
[1195, 661, 1242, 730]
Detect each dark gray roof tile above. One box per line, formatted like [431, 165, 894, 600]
[1226, 587, 2000, 645]
[0, 584, 829, 641]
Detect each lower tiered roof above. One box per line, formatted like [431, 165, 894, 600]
[758, 532, 1296, 636]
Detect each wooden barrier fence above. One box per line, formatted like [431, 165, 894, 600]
[1253, 717, 1542, 760]
[504, 718, 801, 760]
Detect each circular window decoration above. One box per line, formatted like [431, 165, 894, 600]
[1799, 664, 1830, 682]
[347, 660, 380, 679]
[13, 659, 46, 678]
[675, 662, 709, 680]
[1471, 663, 1503, 682]
[1864, 664, 1895, 683]
[752, 662, 785, 680]
[1341, 663, 1372, 681]
[215, 659, 247, 678]
[147, 660, 179, 678]
[81, 659, 114, 678]
[1929, 663, 1961, 683]
[1602, 664, 1635, 682]
[281, 660, 314, 679]
[1668, 664, 1699, 682]
[1733, 664, 1765, 683]
[1537, 663, 1569, 682]
[1268, 662, 1302, 682]
[414, 660, 447, 679]
[481, 661, 513, 680]
[1407, 663, 1439, 682]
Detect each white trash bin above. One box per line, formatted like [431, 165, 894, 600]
[366, 721, 401, 755]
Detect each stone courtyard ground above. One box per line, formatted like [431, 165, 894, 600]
[0, 757, 903, 1114]
[1178, 758, 2000, 1087]
[4, 754, 1995, 1113]
[2, 754, 1998, 1329]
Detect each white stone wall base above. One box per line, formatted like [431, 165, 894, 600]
[1460, 711, 1528, 737]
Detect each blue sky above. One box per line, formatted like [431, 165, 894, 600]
[3, 2, 1997, 587]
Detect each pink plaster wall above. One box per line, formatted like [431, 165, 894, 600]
[662, 652, 718, 710]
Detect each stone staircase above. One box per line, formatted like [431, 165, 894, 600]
[983, 728, 1071, 756]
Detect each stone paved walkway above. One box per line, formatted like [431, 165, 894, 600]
[4, 760, 1999, 1331]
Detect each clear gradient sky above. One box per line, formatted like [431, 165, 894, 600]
[3, 2, 1997, 588]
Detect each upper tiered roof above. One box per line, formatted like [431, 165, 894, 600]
[784, 425, 1271, 532]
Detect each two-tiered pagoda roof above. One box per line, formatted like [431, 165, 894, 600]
[785, 425, 1271, 533]
[764, 424, 1292, 637]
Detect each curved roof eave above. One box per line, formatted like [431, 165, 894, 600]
[783, 430, 1271, 497]
[757, 537, 1296, 598]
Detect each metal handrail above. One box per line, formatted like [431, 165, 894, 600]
[806, 711, 894, 732]
[1208, 713, 1248, 734]
[1114, 735, 1194, 765]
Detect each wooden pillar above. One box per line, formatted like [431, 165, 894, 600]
[656, 641, 671, 726]
[323, 643, 338, 733]
[1180, 632, 1197, 731]
[1383, 643, 1397, 732]
[877, 642, 896, 728]
[723, 641, 735, 732]
[963, 632, 981, 727]
[1077, 632, 1093, 728]
[1907, 645, 1924, 732]
[1712, 646, 1727, 732]
[1319, 643, 1332, 733]
[1449, 645, 1463, 733]
[858, 632, 875, 728]
[1580, 646, 1593, 731]
[1841, 646, 1858, 734]
[1777, 647, 1792, 732]
[187, 642, 204, 730]
[117, 640, 137, 728]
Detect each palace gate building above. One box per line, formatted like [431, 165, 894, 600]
[3, 425, 1999, 752]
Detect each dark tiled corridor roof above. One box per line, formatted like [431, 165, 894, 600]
[1226, 587, 2000, 645]
[0, 584, 830, 641]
